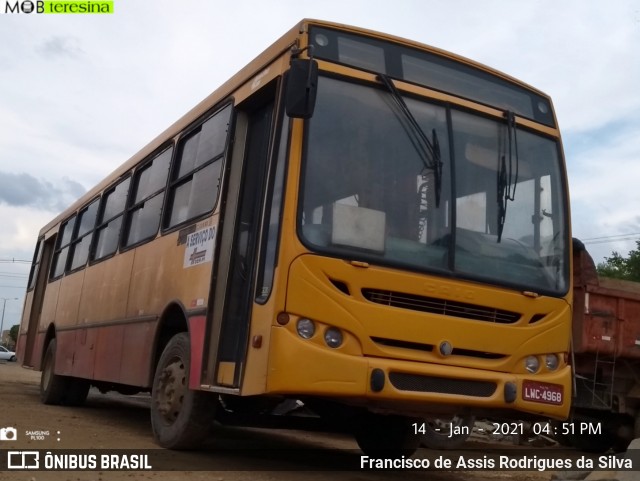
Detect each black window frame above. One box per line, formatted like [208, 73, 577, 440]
[255, 111, 290, 305]
[27, 237, 44, 291]
[122, 145, 173, 250]
[67, 197, 100, 273]
[49, 214, 77, 281]
[163, 102, 234, 232]
[90, 174, 132, 263]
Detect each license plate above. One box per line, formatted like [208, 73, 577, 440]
[522, 380, 563, 405]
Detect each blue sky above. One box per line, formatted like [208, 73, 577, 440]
[0, 0, 639, 330]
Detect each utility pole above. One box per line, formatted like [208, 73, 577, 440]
[0, 297, 18, 346]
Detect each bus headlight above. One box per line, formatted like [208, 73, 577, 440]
[297, 318, 315, 339]
[545, 354, 559, 371]
[525, 356, 540, 373]
[324, 327, 343, 348]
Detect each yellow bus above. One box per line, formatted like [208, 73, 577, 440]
[18, 19, 572, 455]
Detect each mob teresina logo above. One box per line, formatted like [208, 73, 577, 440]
[3, 1, 114, 14]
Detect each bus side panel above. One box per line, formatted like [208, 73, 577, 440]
[56, 328, 76, 376]
[126, 228, 214, 320]
[188, 315, 206, 390]
[17, 291, 33, 364]
[71, 327, 97, 379]
[120, 320, 156, 387]
[127, 236, 177, 319]
[16, 333, 27, 362]
[93, 323, 125, 383]
[56, 270, 85, 328]
[20, 291, 34, 339]
[78, 251, 134, 324]
[40, 279, 61, 333]
[32, 331, 47, 370]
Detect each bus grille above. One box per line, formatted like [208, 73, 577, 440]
[389, 372, 496, 397]
[362, 289, 520, 324]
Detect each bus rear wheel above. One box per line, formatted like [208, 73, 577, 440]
[354, 412, 420, 458]
[150, 333, 216, 449]
[40, 339, 90, 406]
[40, 339, 68, 405]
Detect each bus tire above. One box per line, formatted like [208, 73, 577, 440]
[354, 412, 420, 458]
[150, 332, 216, 449]
[40, 339, 69, 405]
[65, 378, 90, 406]
[421, 415, 475, 449]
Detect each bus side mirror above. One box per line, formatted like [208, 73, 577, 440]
[285, 58, 318, 119]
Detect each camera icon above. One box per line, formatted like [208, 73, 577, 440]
[0, 426, 18, 441]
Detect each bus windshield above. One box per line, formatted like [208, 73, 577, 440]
[299, 76, 569, 295]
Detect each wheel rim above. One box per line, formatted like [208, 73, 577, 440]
[155, 356, 187, 424]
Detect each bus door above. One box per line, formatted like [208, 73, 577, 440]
[23, 234, 56, 367]
[205, 83, 277, 389]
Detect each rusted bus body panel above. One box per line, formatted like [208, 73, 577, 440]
[52, 321, 156, 387]
[19, 291, 34, 339]
[16, 333, 27, 362]
[27, 214, 218, 387]
[188, 315, 207, 390]
[572, 244, 640, 358]
[125, 218, 216, 319]
[571, 243, 640, 418]
[39, 279, 61, 333]
[77, 251, 134, 324]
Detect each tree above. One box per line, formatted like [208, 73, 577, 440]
[9, 325, 18, 345]
[596, 240, 640, 282]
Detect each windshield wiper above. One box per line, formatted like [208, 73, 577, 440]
[377, 74, 443, 207]
[497, 111, 520, 242]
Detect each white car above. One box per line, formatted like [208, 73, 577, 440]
[0, 346, 16, 362]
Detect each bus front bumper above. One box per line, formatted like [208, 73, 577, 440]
[266, 326, 571, 420]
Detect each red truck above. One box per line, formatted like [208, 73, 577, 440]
[567, 239, 640, 451]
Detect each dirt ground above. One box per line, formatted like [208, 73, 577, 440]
[0, 360, 556, 481]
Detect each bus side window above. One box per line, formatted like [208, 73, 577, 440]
[68, 199, 99, 271]
[256, 116, 290, 302]
[92, 177, 131, 261]
[124, 146, 172, 247]
[50, 215, 76, 280]
[27, 237, 44, 290]
[165, 104, 232, 228]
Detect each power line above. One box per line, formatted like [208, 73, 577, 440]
[581, 232, 640, 241]
[583, 237, 640, 245]
[0, 273, 28, 278]
[580, 233, 640, 245]
[0, 259, 31, 264]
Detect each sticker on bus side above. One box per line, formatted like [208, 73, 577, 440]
[183, 226, 216, 268]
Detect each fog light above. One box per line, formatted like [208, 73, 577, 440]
[525, 356, 540, 373]
[545, 354, 559, 371]
[324, 327, 343, 348]
[297, 318, 315, 339]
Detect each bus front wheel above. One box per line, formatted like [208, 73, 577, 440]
[150, 332, 216, 449]
[354, 412, 420, 458]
